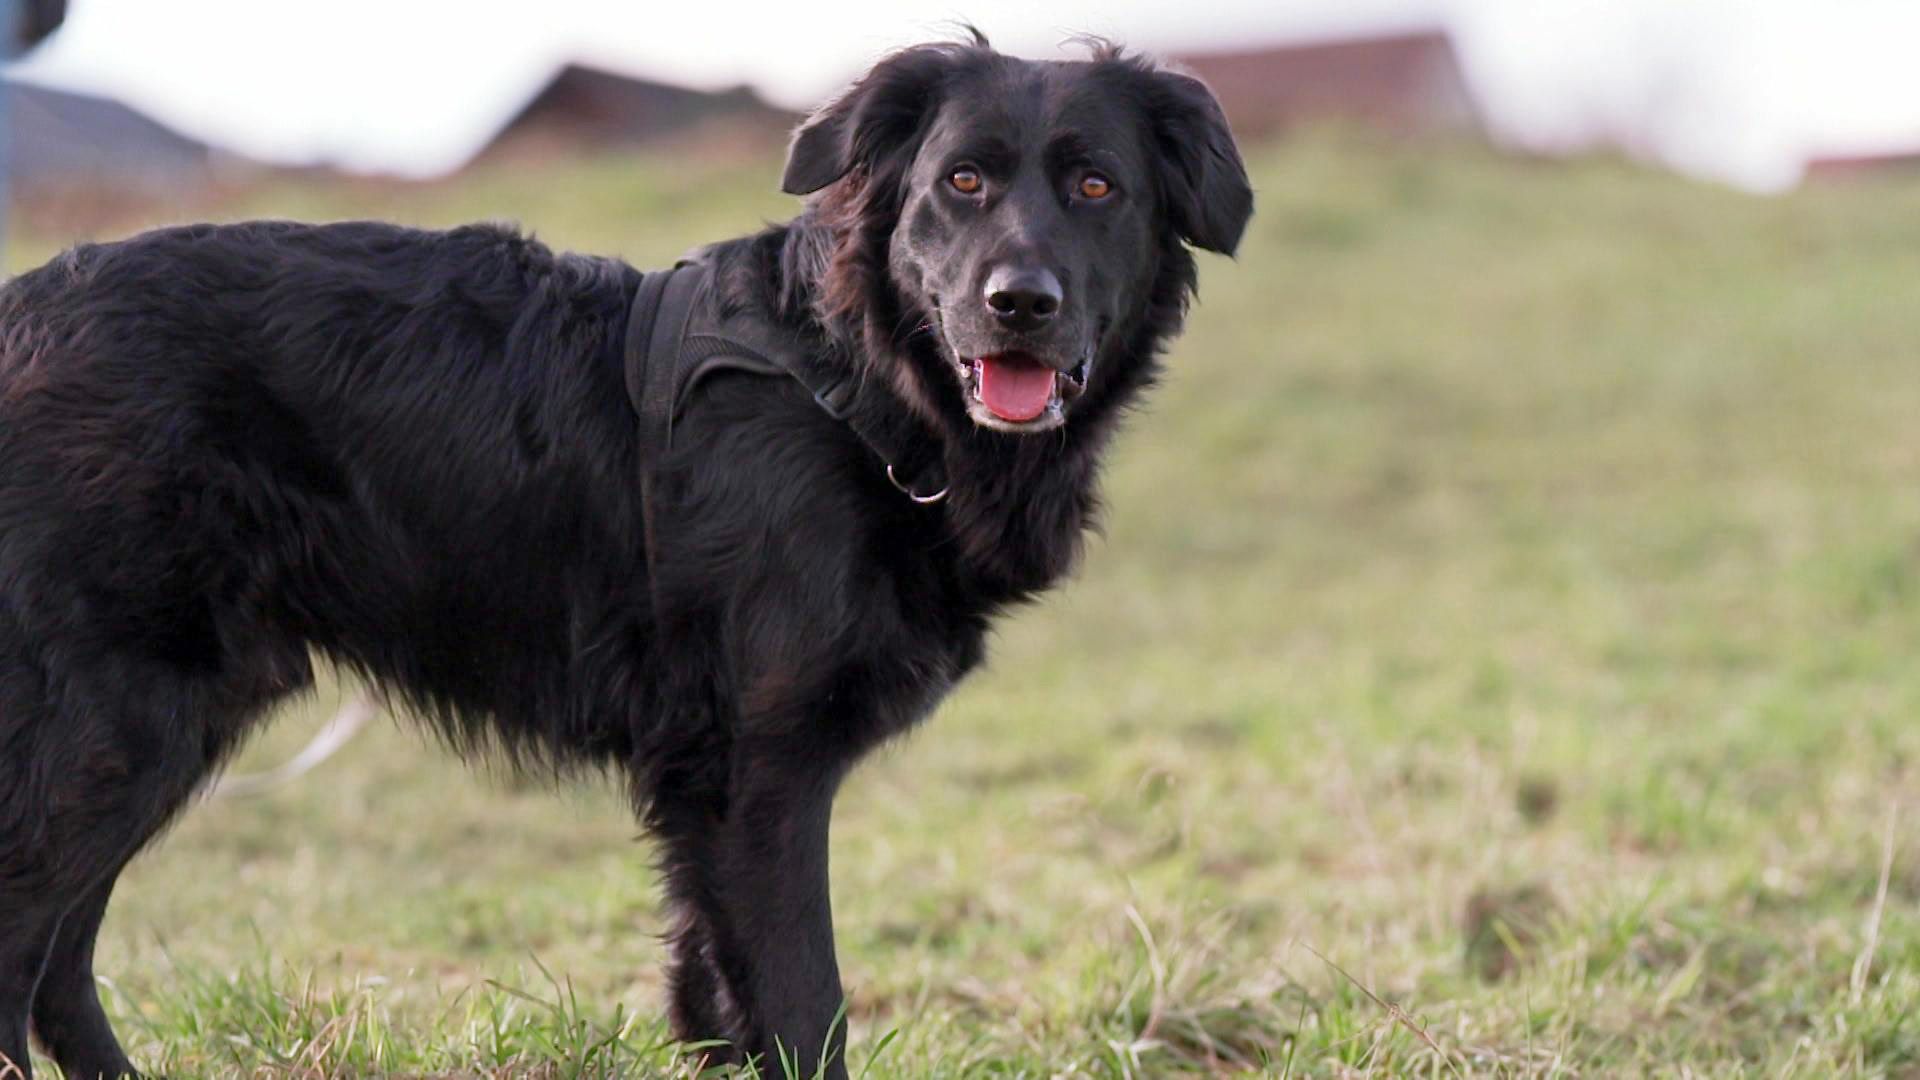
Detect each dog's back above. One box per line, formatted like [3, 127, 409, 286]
[0, 219, 648, 720]
[0, 223, 651, 903]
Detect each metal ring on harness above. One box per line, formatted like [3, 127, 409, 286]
[887, 464, 949, 505]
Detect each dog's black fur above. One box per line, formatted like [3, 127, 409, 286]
[0, 37, 1248, 1079]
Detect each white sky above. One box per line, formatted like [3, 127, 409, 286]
[11, 0, 1920, 191]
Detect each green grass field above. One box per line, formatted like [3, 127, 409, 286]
[12, 133, 1920, 1077]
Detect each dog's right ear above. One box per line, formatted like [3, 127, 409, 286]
[781, 42, 981, 196]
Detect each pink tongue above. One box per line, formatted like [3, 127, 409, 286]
[978, 355, 1055, 422]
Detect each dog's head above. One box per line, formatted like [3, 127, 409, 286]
[783, 36, 1251, 435]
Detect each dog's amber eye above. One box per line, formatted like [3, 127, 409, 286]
[1079, 173, 1113, 200]
[948, 167, 982, 194]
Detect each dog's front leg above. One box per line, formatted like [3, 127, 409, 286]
[656, 734, 850, 1078]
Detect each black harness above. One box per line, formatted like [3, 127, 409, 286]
[622, 257, 950, 507]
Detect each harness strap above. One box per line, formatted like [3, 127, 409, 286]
[633, 265, 705, 466]
[778, 354, 949, 502]
[630, 263, 704, 625]
[624, 260, 950, 504]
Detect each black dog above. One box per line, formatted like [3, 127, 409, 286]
[0, 36, 1249, 1079]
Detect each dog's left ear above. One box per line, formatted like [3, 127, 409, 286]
[782, 43, 974, 196]
[1146, 71, 1254, 256]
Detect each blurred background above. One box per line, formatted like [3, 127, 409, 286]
[8, 0, 1920, 213]
[6, 2, 1918, 1077]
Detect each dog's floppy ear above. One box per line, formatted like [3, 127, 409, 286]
[781, 42, 978, 196]
[1145, 70, 1254, 256]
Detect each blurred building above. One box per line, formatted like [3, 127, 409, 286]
[474, 63, 796, 165]
[1803, 148, 1920, 181]
[6, 78, 211, 192]
[1176, 30, 1481, 141]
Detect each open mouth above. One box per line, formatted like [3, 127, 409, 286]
[959, 351, 1089, 432]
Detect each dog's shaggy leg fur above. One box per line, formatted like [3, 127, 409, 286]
[26, 876, 139, 1080]
[651, 735, 851, 1076]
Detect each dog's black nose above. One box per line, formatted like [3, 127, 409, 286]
[983, 268, 1062, 331]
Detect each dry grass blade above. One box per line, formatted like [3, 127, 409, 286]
[1849, 800, 1900, 1005]
[1301, 942, 1462, 1077]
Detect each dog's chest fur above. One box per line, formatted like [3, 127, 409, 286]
[644, 360, 1079, 765]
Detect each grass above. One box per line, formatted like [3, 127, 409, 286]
[10, 131, 1920, 1077]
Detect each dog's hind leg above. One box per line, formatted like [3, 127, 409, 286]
[0, 901, 62, 1080]
[1, 764, 205, 1080]
[27, 869, 139, 1080]
[3, 874, 145, 1080]
[0, 645, 82, 1079]
[0, 735, 213, 1080]
[0, 655, 259, 1080]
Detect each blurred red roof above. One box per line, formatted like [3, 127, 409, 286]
[1804, 149, 1920, 180]
[1175, 30, 1481, 140]
[475, 63, 796, 165]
